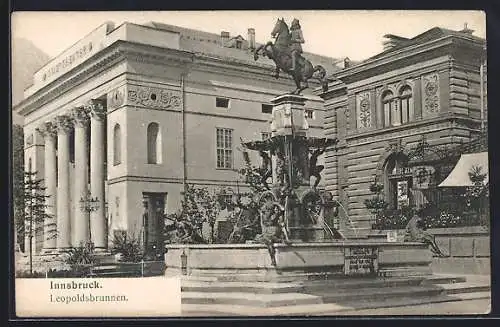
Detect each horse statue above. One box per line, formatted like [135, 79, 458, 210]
[253, 18, 329, 95]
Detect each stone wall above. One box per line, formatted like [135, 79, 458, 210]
[369, 226, 490, 275]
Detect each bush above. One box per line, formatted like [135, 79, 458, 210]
[64, 241, 96, 274]
[111, 232, 144, 263]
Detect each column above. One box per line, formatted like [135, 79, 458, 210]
[71, 107, 90, 246]
[87, 99, 107, 250]
[37, 122, 58, 251]
[55, 115, 73, 249]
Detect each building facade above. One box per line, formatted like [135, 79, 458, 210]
[317, 26, 487, 236]
[15, 22, 337, 253]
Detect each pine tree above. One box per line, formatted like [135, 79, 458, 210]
[13, 124, 24, 252]
[23, 171, 56, 273]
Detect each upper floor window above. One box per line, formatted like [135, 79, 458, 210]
[261, 104, 273, 114]
[216, 97, 230, 108]
[306, 110, 314, 119]
[399, 86, 414, 125]
[216, 128, 233, 169]
[113, 124, 121, 166]
[382, 91, 394, 127]
[147, 123, 162, 164]
[382, 86, 415, 128]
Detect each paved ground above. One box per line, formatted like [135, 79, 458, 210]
[332, 299, 491, 316]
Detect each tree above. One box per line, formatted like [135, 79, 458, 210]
[23, 171, 56, 273]
[464, 165, 489, 229]
[13, 124, 24, 251]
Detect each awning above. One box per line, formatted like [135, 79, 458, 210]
[438, 152, 489, 187]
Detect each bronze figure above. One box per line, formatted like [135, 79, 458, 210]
[253, 18, 329, 95]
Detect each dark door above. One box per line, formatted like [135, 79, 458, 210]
[142, 192, 167, 259]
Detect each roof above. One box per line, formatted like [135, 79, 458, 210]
[364, 27, 485, 62]
[144, 21, 339, 71]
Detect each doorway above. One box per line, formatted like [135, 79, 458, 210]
[142, 192, 167, 259]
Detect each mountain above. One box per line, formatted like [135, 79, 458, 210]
[11, 38, 51, 124]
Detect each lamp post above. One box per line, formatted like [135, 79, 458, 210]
[79, 189, 100, 245]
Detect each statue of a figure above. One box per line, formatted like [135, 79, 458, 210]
[253, 18, 329, 95]
[166, 213, 207, 244]
[258, 151, 273, 190]
[227, 202, 260, 244]
[404, 210, 446, 257]
[309, 146, 326, 189]
[256, 200, 291, 266]
[290, 18, 305, 74]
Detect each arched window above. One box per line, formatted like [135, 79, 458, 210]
[113, 124, 121, 166]
[147, 123, 162, 164]
[399, 86, 414, 124]
[382, 91, 394, 127]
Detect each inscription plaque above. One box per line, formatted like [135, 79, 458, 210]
[344, 247, 378, 276]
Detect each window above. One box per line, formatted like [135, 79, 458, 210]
[399, 86, 414, 124]
[216, 128, 233, 169]
[28, 157, 32, 173]
[382, 86, 414, 128]
[147, 123, 162, 164]
[216, 97, 230, 108]
[382, 91, 394, 127]
[115, 196, 120, 219]
[261, 104, 273, 114]
[261, 132, 271, 140]
[306, 110, 314, 119]
[236, 40, 242, 49]
[113, 124, 121, 166]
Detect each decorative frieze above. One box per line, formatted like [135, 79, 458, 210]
[127, 85, 182, 110]
[356, 91, 372, 129]
[85, 99, 107, 121]
[422, 72, 440, 116]
[107, 86, 126, 110]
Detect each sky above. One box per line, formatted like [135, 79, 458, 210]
[12, 10, 486, 61]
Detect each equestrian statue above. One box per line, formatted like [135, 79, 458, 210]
[253, 18, 329, 95]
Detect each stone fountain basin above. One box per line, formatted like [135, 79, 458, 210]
[165, 242, 432, 281]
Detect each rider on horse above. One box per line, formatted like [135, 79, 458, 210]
[290, 18, 305, 74]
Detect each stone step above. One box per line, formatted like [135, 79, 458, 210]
[181, 291, 491, 316]
[315, 284, 445, 303]
[182, 291, 323, 308]
[181, 276, 427, 294]
[436, 282, 491, 295]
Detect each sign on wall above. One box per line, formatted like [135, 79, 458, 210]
[344, 247, 378, 276]
[397, 180, 409, 208]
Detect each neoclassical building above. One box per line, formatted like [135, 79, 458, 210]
[15, 22, 337, 253]
[317, 25, 487, 236]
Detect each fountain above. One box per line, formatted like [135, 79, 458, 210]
[164, 18, 433, 281]
[165, 94, 432, 281]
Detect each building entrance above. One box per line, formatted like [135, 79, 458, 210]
[142, 192, 167, 259]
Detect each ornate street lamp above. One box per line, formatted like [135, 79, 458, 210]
[79, 189, 100, 244]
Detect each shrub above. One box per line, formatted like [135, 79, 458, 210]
[110, 232, 144, 263]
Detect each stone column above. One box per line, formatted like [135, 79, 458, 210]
[54, 115, 73, 249]
[71, 107, 90, 246]
[37, 122, 58, 252]
[87, 99, 107, 250]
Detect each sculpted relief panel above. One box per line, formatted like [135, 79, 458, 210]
[356, 91, 371, 129]
[421, 73, 440, 117]
[107, 85, 182, 111]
